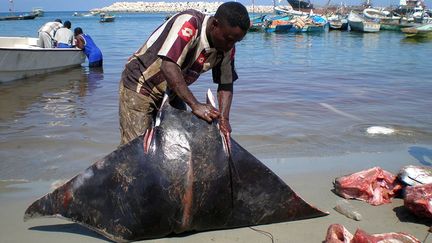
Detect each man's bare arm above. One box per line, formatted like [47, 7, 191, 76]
[160, 58, 220, 122]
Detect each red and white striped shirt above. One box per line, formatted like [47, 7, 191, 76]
[121, 9, 238, 96]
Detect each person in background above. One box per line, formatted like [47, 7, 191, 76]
[54, 20, 74, 48]
[118, 2, 250, 145]
[74, 27, 103, 67]
[38, 19, 62, 48]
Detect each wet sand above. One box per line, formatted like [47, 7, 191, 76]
[1, 147, 431, 243]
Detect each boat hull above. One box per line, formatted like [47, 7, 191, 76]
[100, 17, 115, 22]
[0, 37, 85, 82]
[287, 0, 314, 10]
[349, 21, 381, 32]
[348, 12, 380, 32]
[401, 23, 432, 38]
[0, 13, 37, 21]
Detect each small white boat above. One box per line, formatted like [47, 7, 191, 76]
[31, 7, 44, 17]
[348, 11, 381, 32]
[363, 8, 388, 20]
[0, 37, 85, 82]
[99, 12, 115, 22]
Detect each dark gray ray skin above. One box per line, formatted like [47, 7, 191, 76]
[24, 104, 328, 242]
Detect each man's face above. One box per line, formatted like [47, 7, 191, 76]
[211, 20, 246, 52]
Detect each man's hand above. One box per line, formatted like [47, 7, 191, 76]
[191, 103, 220, 123]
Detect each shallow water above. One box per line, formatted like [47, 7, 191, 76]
[0, 12, 431, 181]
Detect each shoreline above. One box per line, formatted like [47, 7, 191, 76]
[92, 1, 276, 14]
[1, 147, 431, 242]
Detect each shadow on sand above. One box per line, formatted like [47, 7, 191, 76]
[29, 223, 112, 242]
[393, 205, 432, 227]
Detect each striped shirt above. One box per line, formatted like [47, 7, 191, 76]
[121, 9, 238, 96]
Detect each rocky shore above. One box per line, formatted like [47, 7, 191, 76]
[92, 1, 275, 14]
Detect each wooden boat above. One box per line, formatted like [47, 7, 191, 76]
[249, 15, 267, 32]
[401, 23, 432, 38]
[0, 13, 37, 21]
[264, 22, 294, 33]
[100, 13, 116, 23]
[0, 0, 37, 21]
[73, 12, 94, 17]
[348, 11, 380, 32]
[31, 7, 44, 17]
[363, 8, 388, 19]
[289, 15, 328, 32]
[328, 18, 349, 30]
[362, 8, 405, 31]
[263, 15, 293, 33]
[0, 37, 85, 82]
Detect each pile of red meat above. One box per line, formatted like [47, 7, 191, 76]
[328, 166, 432, 243]
[333, 167, 403, 206]
[334, 166, 432, 219]
[324, 224, 421, 243]
[404, 183, 432, 219]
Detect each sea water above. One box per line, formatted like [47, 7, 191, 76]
[0, 12, 431, 181]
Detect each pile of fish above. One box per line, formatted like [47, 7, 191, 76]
[24, 92, 327, 242]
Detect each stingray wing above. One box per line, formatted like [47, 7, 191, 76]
[24, 105, 327, 242]
[227, 139, 328, 226]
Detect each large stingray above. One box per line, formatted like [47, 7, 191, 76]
[24, 91, 328, 242]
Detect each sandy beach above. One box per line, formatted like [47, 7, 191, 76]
[1, 3, 432, 242]
[1, 145, 431, 243]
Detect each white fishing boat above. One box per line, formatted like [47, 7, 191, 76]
[99, 12, 116, 22]
[31, 7, 44, 17]
[0, 37, 85, 82]
[348, 11, 381, 32]
[363, 8, 389, 19]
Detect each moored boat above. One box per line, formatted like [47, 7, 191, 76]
[0, 0, 37, 21]
[0, 37, 85, 82]
[287, 0, 314, 10]
[263, 15, 293, 33]
[401, 23, 432, 38]
[348, 11, 381, 32]
[328, 17, 349, 30]
[0, 13, 37, 21]
[289, 15, 328, 32]
[100, 12, 116, 22]
[31, 7, 44, 17]
[363, 8, 388, 19]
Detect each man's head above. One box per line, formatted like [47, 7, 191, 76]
[64, 21, 71, 29]
[74, 27, 83, 36]
[209, 2, 250, 52]
[54, 19, 62, 23]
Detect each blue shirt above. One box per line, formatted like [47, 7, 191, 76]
[80, 34, 103, 63]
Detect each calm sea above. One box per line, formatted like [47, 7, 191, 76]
[0, 11, 431, 181]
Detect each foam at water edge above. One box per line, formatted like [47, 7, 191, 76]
[366, 126, 395, 135]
